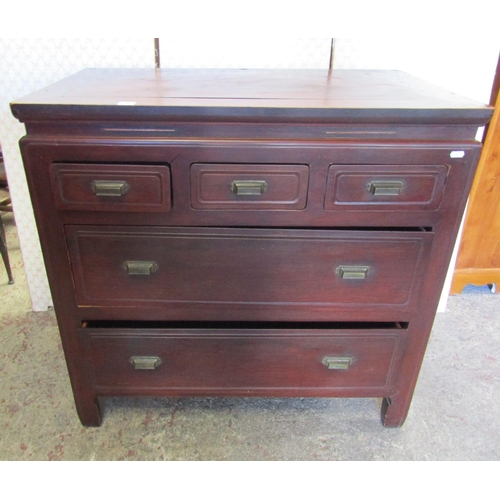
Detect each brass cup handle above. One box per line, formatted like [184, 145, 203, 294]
[323, 356, 353, 370]
[367, 181, 403, 196]
[124, 261, 159, 276]
[91, 180, 130, 197]
[230, 180, 268, 196]
[129, 356, 162, 370]
[337, 266, 369, 280]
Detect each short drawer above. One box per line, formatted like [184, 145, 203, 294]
[50, 163, 171, 212]
[190, 163, 309, 210]
[325, 165, 448, 211]
[81, 328, 401, 394]
[66, 226, 432, 319]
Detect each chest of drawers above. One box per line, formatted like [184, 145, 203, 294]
[11, 69, 492, 427]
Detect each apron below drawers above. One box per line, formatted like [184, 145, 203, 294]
[80, 328, 401, 396]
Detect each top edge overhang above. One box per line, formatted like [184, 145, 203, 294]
[10, 68, 494, 126]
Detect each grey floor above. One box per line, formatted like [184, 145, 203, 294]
[1, 211, 499, 460]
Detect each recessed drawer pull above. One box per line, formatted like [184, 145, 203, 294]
[124, 261, 159, 275]
[338, 266, 369, 279]
[368, 181, 403, 196]
[230, 180, 268, 196]
[129, 356, 162, 370]
[91, 180, 130, 197]
[323, 356, 353, 370]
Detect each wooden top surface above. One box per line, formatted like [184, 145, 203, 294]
[10, 68, 493, 124]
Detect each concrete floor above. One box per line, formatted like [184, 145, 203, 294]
[1, 211, 500, 460]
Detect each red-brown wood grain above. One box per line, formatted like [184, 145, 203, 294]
[11, 69, 493, 427]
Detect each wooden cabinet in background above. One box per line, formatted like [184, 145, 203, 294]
[452, 70, 500, 294]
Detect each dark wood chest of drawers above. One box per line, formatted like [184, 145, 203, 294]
[11, 69, 492, 427]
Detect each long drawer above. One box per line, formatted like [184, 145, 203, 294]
[66, 226, 432, 320]
[80, 327, 402, 396]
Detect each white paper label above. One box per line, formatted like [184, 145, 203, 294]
[117, 101, 136, 106]
[450, 151, 465, 158]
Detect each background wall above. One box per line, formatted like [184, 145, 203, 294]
[1, 37, 498, 311]
[0, 38, 154, 310]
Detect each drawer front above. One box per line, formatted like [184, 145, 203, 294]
[66, 226, 431, 316]
[30, 142, 477, 228]
[325, 165, 448, 211]
[50, 163, 171, 212]
[82, 330, 400, 393]
[190, 163, 309, 210]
